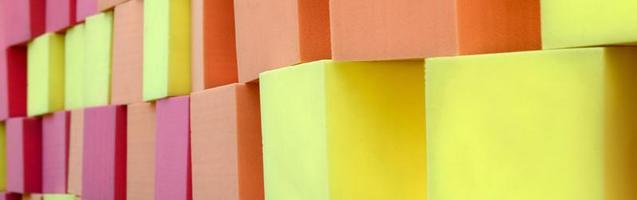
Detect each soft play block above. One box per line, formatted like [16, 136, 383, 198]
[330, 0, 540, 61]
[6, 117, 42, 193]
[541, 1, 637, 49]
[0, 123, 5, 190]
[84, 12, 113, 107]
[0, 193, 21, 200]
[0, 46, 27, 120]
[64, 24, 85, 109]
[22, 194, 43, 200]
[111, 0, 143, 105]
[191, 0, 237, 91]
[46, 0, 76, 32]
[76, 0, 98, 21]
[42, 195, 75, 200]
[259, 60, 426, 199]
[191, 83, 263, 200]
[83, 106, 126, 200]
[234, 0, 330, 82]
[42, 111, 70, 193]
[3, 0, 45, 45]
[144, 0, 191, 101]
[156, 96, 191, 200]
[127, 102, 156, 200]
[67, 109, 83, 195]
[426, 47, 637, 200]
[98, 0, 128, 11]
[27, 33, 65, 116]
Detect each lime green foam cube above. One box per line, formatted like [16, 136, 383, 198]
[28, 33, 65, 116]
[542, 0, 637, 49]
[84, 12, 113, 107]
[65, 24, 85, 109]
[143, 0, 191, 101]
[260, 60, 426, 200]
[43, 194, 76, 200]
[427, 47, 637, 200]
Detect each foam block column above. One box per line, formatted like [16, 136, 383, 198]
[127, 102, 156, 200]
[27, 33, 65, 116]
[64, 24, 85, 110]
[260, 60, 426, 199]
[191, 83, 263, 200]
[83, 106, 126, 200]
[0, 46, 27, 120]
[234, 0, 330, 82]
[0, 123, 6, 190]
[76, 0, 98, 21]
[144, 0, 191, 101]
[83, 12, 113, 107]
[42, 111, 70, 193]
[45, 0, 77, 32]
[426, 48, 637, 200]
[156, 96, 191, 200]
[67, 109, 83, 196]
[112, 0, 143, 105]
[3, 0, 45, 45]
[330, 0, 540, 61]
[98, 0, 129, 11]
[191, 0, 237, 91]
[6, 117, 42, 193]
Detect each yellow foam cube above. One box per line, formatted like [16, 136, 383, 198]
[28, 33, 65, 116]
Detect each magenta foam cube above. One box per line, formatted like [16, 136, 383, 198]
[76, 0, 98, 22]
[42, 111, 70, 193]
[46, 0, 77, 32]
[6, 117, 42, 193]
[156, 96, 191, 200]
[0, 46, 28, 120]
[2, 0, 45, 45]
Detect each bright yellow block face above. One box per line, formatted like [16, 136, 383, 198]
[0, 123, 6, 190]
[28, 33, 65, 116]
[43, 194, 75, 200]
[426, 47, 637, 200]
[260, 60, 426, 200]
[541, 0, 637, 49]
[65, 24, 85, 109]
[84, 12, 113, 107]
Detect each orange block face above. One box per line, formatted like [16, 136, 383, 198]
[97, 0, 129, 11]
[126, 102, 156, 200]
[67, 109, 83, 196]
[234, 0, 330, 82]
[330, 0, 541, 61]
[190, 83, 263, 200]
[111, 0, 143, 105]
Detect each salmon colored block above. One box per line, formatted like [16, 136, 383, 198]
[0, 46, 27, 120]
[6, 117, 42, 194]
[76, 0, 97, 21]
[111, 0, 143, 105]
[98, 0, 129, 11]
[45, 0, 77, 32]
[67, 109, 83, 196]
[191, 83, 263, 200]
[42, 112, 70, 193]
[330, 0, 541, 61]
[234, 0, 330, 82]
[191, 0, 237, 91]
[127, 102, 156, 200]
[2, 0, 45, 45]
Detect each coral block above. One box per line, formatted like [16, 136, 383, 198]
[234, 0, 330, 82]
[191, 0, 237, 91]
[83, 106, 126, 200]
[64, 24, 85, 109]
[156, 96, 191, 200]
[126, 102, 156, 200]
[67, 109, 83, 195]
[98, 0, 128, 11]
[112, 0, 143, 105]
[6, 117, 42, 193]
[3, 0, 45, 45]
[42, 111, 70, 193]
[76, 0, 97, 22]
[27, 33, 65, 116]
[144, 0, 191, 101]
[0, 123, 5, 190]
[330, 0, 540, 61]
[260, 60, 426, 199]
[191, 83, 263, 200]
[0, 46, 27, 120]
[46, 0, 76, 32]
[84, 12, 113, 107]
[426, 48, 637, 200]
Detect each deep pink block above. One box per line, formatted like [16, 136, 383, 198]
[76, 0, 98, 22]
[0, 193, 22, 200]
[0, 46, 27, 120]
[6, 117, 42, 193]
[46, 0, 77, 32]
[156, 96, 192, 200]
[3, 0, 45, 45]
[42, 111, 70, 193]
[83, 106, 127, 200]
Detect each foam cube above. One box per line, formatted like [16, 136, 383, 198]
[542, 1, 637, 49]
[0, 193, 21, 200]
[111, 0, 143, 105]
[42, 195, 75, 200]
[42, 111, 70, 193]
[67, 109, 83, 195]
[6, 117, 42, 193]
[3, 0, 45, 45]
[143, 0, 191, 101]
[330, 0, 540, 61]
[259, 60, 426, 199]
[156, 96, 191, 200]
[127, 102, 156, 200]
[191, 83, 263, 200]
[0, 123, 5, 190]
[27, 33, 65, 116]
[22, 194, 42, 200]
[46, 0, 77, 32]
[64, 24, 85, 109]
[234, 0, 330, 82]
[98, 0, 128, 11]
[76, 0, 98, 21]
[426, 47, 637, 200]
[0, 46, 27, 120]
[83, 105, 126, 200]
[83, 12, 113, 107]
[191, 0, 237, 91]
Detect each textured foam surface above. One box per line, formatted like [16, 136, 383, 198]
[111, 0, 143, 105]
[84, 12, 113, 107]
[156, 96, 191, 200]
[64, 24, 85, 109]
[27, 33, 65, 116]
[42, 111, 69, 193]
[45, 0, 76, 32]
[127, 102, 156, 200]
[6, 117, 42, 193]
